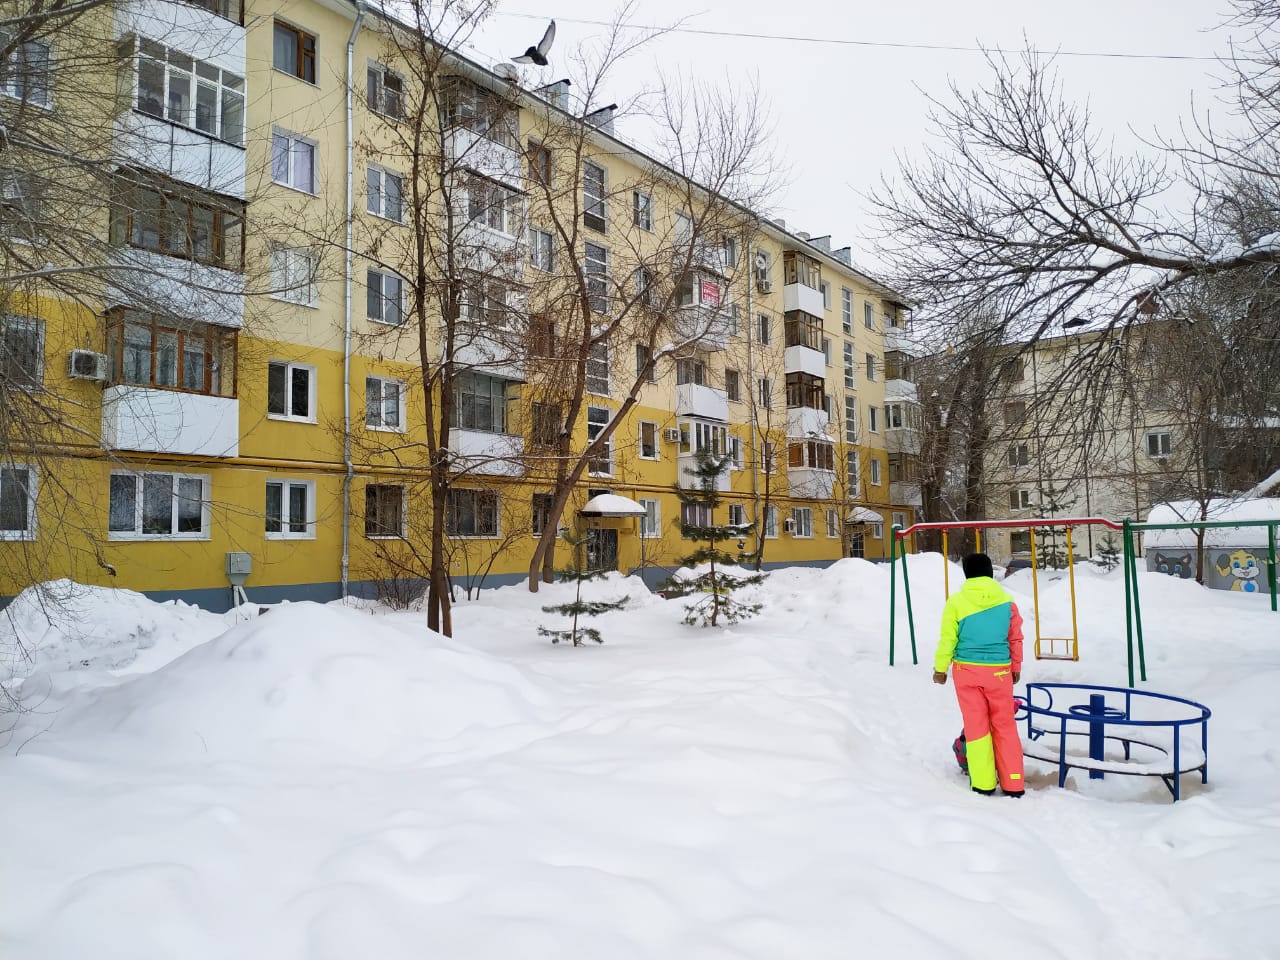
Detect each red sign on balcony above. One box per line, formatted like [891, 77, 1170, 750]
[700, 280, 721, 307]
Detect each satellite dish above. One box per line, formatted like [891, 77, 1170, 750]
[494, 63, 520, 83]
[754, 250, 769, 270]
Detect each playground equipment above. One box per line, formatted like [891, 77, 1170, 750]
[1018, 682, 1211, 801]
[888, 517, 1125, 670]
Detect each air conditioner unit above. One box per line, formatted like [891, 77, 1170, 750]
[662, 428, 682, 443]
[756, 278, 773, 294]
[783, 517, 796, 533]
[754, 250, 772, 293]
[67, 349, 108, 382]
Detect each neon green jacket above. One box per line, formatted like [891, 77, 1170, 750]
[935, 577, 1025, 674]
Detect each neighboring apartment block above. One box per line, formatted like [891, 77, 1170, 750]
[0, 0, 917, 609]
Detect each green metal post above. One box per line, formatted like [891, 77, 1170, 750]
[1269, 524, 1277, 614]
[1131, 526, 1147, 683]
[889, 530, 898, 666]
[1123, 520, 1135, 689]
[899, 530, 918, 665]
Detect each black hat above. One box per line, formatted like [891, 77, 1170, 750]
[962, 553, 994, 579]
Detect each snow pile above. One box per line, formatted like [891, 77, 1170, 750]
[0, 579, 229, 685]
[1, 561, 1279, 958]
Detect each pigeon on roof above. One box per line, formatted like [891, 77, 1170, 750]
[513, 20, 555, 66]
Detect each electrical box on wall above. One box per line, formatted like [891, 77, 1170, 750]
[226, 552, 252, 586]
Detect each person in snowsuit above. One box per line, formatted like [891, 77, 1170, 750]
[933, 553, 1025, 797]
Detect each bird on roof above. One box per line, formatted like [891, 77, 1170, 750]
[513, 20, 555, 66]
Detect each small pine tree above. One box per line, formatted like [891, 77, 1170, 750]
[1038, 482, 1080, 569]
[1093, 532, 1121, 571]
[662, 449, 763, 626]
[538, 532, 629, 646]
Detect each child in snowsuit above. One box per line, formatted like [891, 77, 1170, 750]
[934, 553, 1026, 797]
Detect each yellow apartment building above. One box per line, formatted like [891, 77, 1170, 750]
[0, 0, 919, 609]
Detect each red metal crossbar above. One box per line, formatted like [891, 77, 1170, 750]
[893, 516, 1123, 540]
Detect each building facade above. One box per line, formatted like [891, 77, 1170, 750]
[0, 0, 917, 610]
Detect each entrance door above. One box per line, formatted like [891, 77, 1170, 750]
[585, 528, 619, 573]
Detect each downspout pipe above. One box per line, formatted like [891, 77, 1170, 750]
[341, 3, 365, 599]
[745, 235, 759, 557]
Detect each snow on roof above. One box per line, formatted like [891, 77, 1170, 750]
[847, 507, 884, 525]
[1145, 498, 1280, 549]
[579, 494, 647, 517]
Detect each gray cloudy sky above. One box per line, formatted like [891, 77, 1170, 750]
[468, 1, 1243, 274]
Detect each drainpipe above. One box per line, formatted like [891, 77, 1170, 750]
[745, 236, 759, 557]
[341, 3, 365, 599]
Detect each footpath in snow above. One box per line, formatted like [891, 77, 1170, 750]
[1, 559, 1278, 960]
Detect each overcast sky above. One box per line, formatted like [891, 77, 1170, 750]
[466, 1, 1245, 275]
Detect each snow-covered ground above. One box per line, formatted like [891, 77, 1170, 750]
[2, 558, 1278, 959]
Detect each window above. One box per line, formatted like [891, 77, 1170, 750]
[681, 501, 712, 530]
[105, 311, 235, 396]
[1010, 531, 1032, 554]
[110, 172, 245, 271]
[819, 281, 831, 311]
[1005, 358, 1026, 382]
[271, 130, 316, 193]
[367, 63, 402, 119]
[1003, 401, 1026, 425]
[273, 21, 316, 83]
[864, 301, 875, 330]
[843, 342, 855, 389]
[758, 377, 772, 410]
[109, 472, 208, 539]
[757, 313, 772, 345]
[869, 457, 882, 486]
[530, 402, 561, 448]
[1008, 444, 1030, 467]
[467, 176, 522, 235]
[792, 507, 813, 538]
[632, 191, 652, 230]
[586, 340, 610, 395]
[130, 38, 244, 145]
[585, 242, 609, 313]
[722, 236, 739, 268]
[871, 522, 884, 540]
[725, 369, 741, 402]
[674, 211, 692, 243]
[1009, 489, 1032, 510]
[728, 503, 746, 528]
[788, 440, 835, 471]
[868, 405, 879, 432]
[265, 480, 314, 539]
[182, 0, 244, 22]
[529, 315, 555, 356]
[531, 492, 554, 536]
[841, 288, 853, 333]
[844, 396, 858, 442]
[885, 404, 904, 430]
[846, 450, 861, 498]
[826, 508, 840, 539]
[1, 38, 50, 108]
[454, 372, 510, 433]
[441, 75, 517, 148]
[865, 353, 876, 381]
[364, 484, 405, 538]
[269, 247, 318, 306]
[0, 316, 42, 388]
[459, 273, 517, 329]
[783, 311, 823, 350]
[367, 268, 404, 325]
[587, 406, 612, 475]
[892, 512, 907, 531]
[366, 166, 404, 222]
[583, 161, 607, 231]
[447, 489, 499, 537]
[676, 358, 705, 385]
[729, 436, 744, 470]
[267, 361, 315, 421]
[782, 251, 820, 289]
[785, 372, 823, 410]
[635, 344, 656, 382]
[1146, 431, 1173, 458]
[635, 268, 654, 307]
[639, 421, 659, 459]
[888, 456, 918, 484]
[764, 505, 778, 538]
[822, 337, 832, 367]
[530, 228, 554, 272]
[0, 168, 41, 241]
[0, 466, 35, 540]
[528, 142, 552, 186]
[762, 440, 778, 474]
[639, 498, 661, 538]
[365, 375, 404, 431]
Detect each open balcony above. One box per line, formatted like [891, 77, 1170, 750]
[676, 382, 729, 422]
[789, 467, 835, 500]
[673, 305, 732, 352]
[891, 482, 924, 507]
[447, 429, 525, 477]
